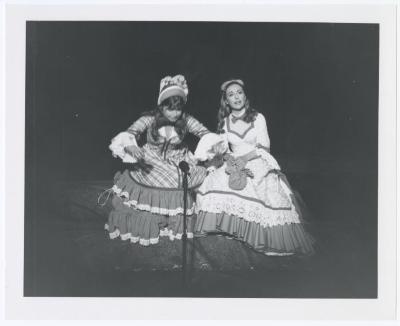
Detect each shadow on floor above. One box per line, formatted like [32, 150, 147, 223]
[24, 172, 377, 298]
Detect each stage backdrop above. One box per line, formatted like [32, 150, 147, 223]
[25, 22, 378, 182]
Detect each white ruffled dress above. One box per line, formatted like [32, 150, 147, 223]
[194, 113, 315, 255]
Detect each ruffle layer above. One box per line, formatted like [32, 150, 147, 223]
[196, 191, 300, 227]
[105, 195, 195, 246]
[113, 170, 195, 216]
[195, 211, 315, 255]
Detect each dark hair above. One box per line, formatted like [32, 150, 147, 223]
[142, 96, 188, 141]
[216, 82, 258, 133]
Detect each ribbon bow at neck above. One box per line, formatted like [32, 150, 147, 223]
[231, 113, 246, 124]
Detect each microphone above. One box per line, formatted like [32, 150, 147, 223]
[179, 161, 190, 174]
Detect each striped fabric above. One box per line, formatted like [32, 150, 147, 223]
[130, 144, 206, 189]
[127, 115, 209, 140]
[127, 116, 153, 137]
[122, 114, 209, 189]
[186, 115, 210, 138]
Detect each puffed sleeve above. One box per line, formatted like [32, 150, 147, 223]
[254, 113, 270, 152]
[109, 116, 153, 163]
[254, 113, 280, 170]
[186, 115, 210, 138]
[194, 133, 228, 162]
[126, 116, 153, 137]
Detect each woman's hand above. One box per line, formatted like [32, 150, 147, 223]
[124, 145, 144, 160]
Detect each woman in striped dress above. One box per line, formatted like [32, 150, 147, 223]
[105, 75, 210, 246]
[194, 79, 315, 256]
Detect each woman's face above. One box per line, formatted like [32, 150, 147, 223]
[225, 83, 246, 111]
[161, 105, 183, 123]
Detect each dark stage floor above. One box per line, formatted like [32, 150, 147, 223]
[24, 171, 377, 298]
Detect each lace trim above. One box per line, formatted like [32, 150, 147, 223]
[196, 194, 300, 227]
[109, 228, 120, 239]
[106, 226, 160, 246]
[122, 199, 195, 216]
[159, 228, 194, 240]
[106, 225, 193, 245]
[109, 131, 138, 163]
[120, 233, 132, 241]
[135, 237, 160, 246]
[264, 252, 294, 256]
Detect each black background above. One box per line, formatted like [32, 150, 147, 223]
[25, 22, 378, 297]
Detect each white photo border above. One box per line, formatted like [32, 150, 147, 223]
[4, 2, 397, 320]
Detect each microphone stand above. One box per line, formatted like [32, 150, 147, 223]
[179, 161, 190, 291]
[182, 170, 188, 289]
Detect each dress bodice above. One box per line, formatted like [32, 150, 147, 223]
[224, 113, 270, 156]
[127, 114, 209, 152]
[146, 125, 183, 146]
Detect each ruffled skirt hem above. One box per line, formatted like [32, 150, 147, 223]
[112, 170, 195, 216]
[106, 195, 195, 246]
[195, 211, 315, 255]
[105, 224, 194, 246]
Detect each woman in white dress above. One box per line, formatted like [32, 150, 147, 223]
[194, 79, 315, 256]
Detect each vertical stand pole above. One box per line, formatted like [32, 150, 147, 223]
[182, 171, 188, 288]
